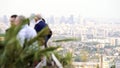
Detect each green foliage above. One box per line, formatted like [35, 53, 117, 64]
[111, 65, 115, 68]
[0, 18, 58, 68]
[0, 34, 5, 37]
[54, 51, 73, 67]
[53, 37, 80, 42]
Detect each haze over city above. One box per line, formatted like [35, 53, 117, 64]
[0, 0, 120, 19]
[1, 0, 120, 68]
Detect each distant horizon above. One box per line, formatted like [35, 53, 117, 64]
[1, 14, 120, 20]
[0, 0, 120, 19]
[1, 14, 120, 25]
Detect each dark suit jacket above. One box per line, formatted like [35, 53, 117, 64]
[34, 20, 47, 33]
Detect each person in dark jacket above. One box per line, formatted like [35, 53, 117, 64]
[34, 14, 52, 48]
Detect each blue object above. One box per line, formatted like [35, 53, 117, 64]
[34, 20, 47, 33]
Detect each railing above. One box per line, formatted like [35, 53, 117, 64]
[35, 53, 63, 68]
[51, 53, 63, 68]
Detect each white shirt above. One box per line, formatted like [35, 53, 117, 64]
[17, 25, 37, 47]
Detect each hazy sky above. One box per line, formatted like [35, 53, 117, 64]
[0, 0, 120, 18]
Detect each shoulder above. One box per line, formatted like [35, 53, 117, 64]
[27, 26, 36, 32]
[39, 20, 46, 25]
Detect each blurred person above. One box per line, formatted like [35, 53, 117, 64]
[34, 14, 52, 67]
[15, 15, 37, 47]
[14, 15, 38, 67]
[6, 15, 18, 32]
[10, 15, 18, 26]
[34, 14, 52, 48]
[34, 14, 46, 33]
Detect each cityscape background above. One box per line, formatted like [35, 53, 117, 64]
[1, 15, 120, 68]
[1, 0, 120, 68]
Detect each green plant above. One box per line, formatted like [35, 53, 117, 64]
[53, 37, 80, 42]
[0, 18, 58, 68]
[111, 65, 115, 68]
[0, 34, 5, 37]
[54, 51, 73, 67]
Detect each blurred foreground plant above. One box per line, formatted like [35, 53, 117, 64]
[54, 51, 74, 68]
[0, 19, 58, 68]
